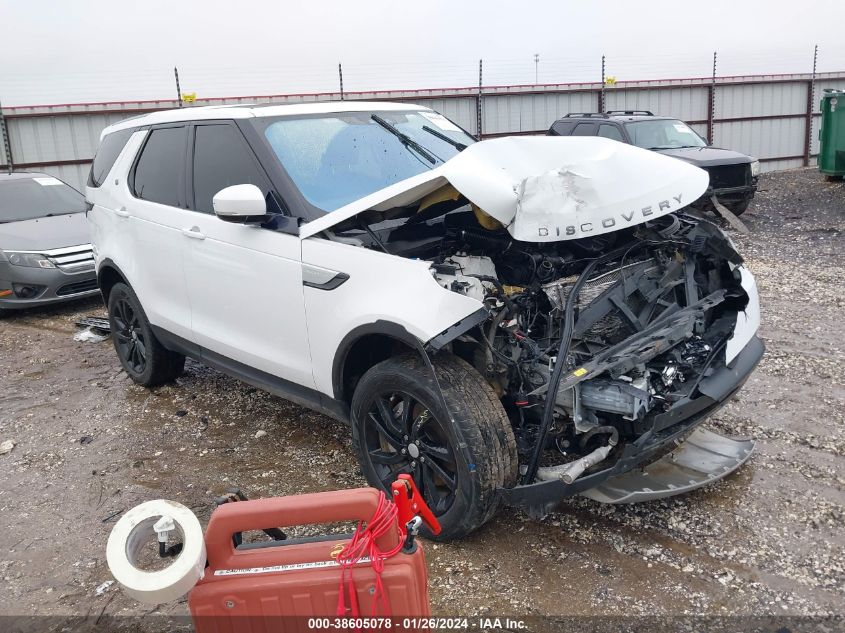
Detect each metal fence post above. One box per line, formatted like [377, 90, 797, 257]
[599, 55, 606, 113]
[476, 59, 483, 140]
[338, 63, 345, 101]
[0, 99, 12, 174]
[804, 44, 818, 166]
[707, 51, 717, 145]
[174, 67, 183, 107]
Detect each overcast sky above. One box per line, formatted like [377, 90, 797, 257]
[2, 0, 844, 106]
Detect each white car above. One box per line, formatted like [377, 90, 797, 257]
[87, 102, 763, 539]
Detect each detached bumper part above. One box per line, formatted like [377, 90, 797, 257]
[499, 335, 764, 512]
[580, 427, 754, 504]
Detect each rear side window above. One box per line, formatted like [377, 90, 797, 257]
[132, 127, 187, 207]
[88, 128, 134, 187]
[572, 123, 598, 136]
[549, 120, 576, 136]
[598, 124, 624, 141]
[191, 124, 278, 214]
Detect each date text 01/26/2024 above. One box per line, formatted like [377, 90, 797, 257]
[307, 618, 528, 630]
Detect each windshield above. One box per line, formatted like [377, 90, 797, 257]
[254, 110, 476, 212]
[625, 119, 707, 150]
[0, 176, 86, 223]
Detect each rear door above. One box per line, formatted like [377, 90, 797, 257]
[125, 124, 193, 339]
[181, 121, 315, 389]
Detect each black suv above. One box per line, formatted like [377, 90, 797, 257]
[548, 111, 760, 215]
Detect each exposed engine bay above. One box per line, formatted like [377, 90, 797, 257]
[326, 188, 753, 487]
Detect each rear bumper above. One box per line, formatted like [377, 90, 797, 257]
[0, 261, 99, 310]
[499, 335, 765, 511]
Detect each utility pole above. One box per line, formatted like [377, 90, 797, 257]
[534, 54, 540, 84]
[338, 63, 345, 100]
[174, 67, 183, 107]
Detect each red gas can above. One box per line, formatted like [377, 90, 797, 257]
[189, 487, 431, 632]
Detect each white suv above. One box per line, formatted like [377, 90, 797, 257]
[87, 102, 763, 539]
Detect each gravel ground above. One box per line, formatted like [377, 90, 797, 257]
[0, 168, 843, 627]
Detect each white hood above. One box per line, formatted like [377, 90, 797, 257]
[300, 136, 709, 242]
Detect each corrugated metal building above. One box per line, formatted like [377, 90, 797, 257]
[2, 71, 843, 191]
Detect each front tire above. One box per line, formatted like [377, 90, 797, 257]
[107, 282, 185, 387]
[351, 352, 517, 540]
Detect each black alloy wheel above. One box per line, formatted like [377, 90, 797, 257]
[350, 353, 518, 540]
[112, 296, 147, 375]
[363, 391, 459, 515]
[106, 282, 185, 387]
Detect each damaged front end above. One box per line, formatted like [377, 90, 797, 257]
[311, 136, 763, 512]
[425, 212, 761, 512]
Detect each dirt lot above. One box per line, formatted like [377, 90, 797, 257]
[1, 168, 843, 627]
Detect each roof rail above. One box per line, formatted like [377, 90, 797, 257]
[562, 112, 609, 118]
[605, 110, 654, 116]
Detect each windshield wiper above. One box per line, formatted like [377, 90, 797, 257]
[371, 114, 438, 164]
[421, 125, 467, 151]
[648, 145, 702, 150]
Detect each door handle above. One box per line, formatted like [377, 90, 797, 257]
[181, 226, 206, 240]
[114, 207, 130, 218]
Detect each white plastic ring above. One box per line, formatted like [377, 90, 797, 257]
[106, 500, 206, 604]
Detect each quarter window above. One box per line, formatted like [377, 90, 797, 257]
[88, 128, 134, 188]
[598, 124, 624, 142]
[132, 127, 187, 207]
[191, 124, 276, 214]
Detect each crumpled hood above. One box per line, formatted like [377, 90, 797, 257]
[442, 137, 709, 242]
[0, 213, 91, 251]
[301, 136, 709, 242]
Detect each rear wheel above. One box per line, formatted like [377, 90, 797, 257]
[351, 352, 517, 540]
[107, 282, 185, 387]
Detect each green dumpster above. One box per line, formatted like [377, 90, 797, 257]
[818, 89, 845, 178]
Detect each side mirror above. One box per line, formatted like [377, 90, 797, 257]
[212, 184, 267, 221]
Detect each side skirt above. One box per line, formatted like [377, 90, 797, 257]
[151, 326, 350, 424]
